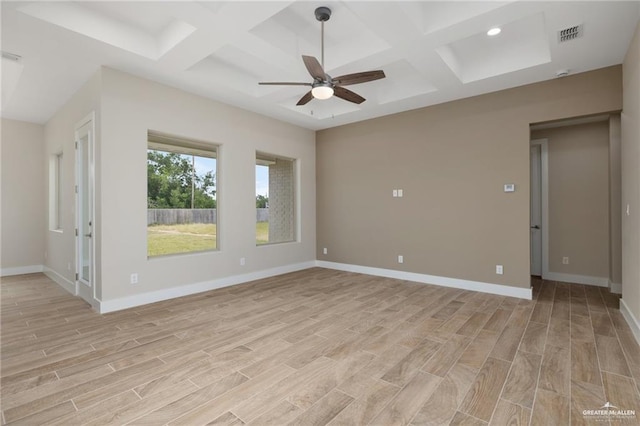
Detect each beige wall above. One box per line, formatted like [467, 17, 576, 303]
[0, 119, 45, 273]
[609, 114, 622, 288]
[532, 121, 610, 279]
[99, 68, 316, 301]
[621, 20, 640, 323]
[317, 66, 622, 290]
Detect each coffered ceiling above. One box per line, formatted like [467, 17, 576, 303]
[2, 1, 639, 130]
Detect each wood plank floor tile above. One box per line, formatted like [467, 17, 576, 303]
[4, 400, 76, 426]
[286, 351, 373, 410]
[571, 298, 590, 318]
[459, 357, 511, 422]
[489, 322, 527, 362]
[328, 379, 398, 425]
[208, 411, 245, 425]
[287, 389, 353, 426]
[421, 334, 471, 377]
[128, 371, 249, 425]
[538, 344, 570, 397]
[370, 371, 441, 426]
[412, 362, 477, 425]
[594, 334, 632, 377]
[456, 312, 491, 337]
[380, 338, 440, 386]
[546, 317, 571, 349]
[84, 379, 199, 426]
[448, 411, 488, 425]
[501, 350, 542, 408]
[489, 399, 530, 425]
[482, 309, 512, 333]
[530, 388, 569, 426]
[49, 389, 141, 426]
[3, 270, 638, 426]
[602, 372, 640, 422]
[244, 401, 302, 426]
[590, 311, 616, 337]
[570, 379, 605, 426]
[458, 330, 499, 371]
[530, 302, 552, 324]
[571, 341, 602, 386]
[571, 312, 595, 344]
[519, 321, 548, 355]
[550, 300, 570, 321]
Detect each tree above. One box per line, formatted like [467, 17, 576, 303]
[256, 194, 269, 208]
[147, 150, 216, 209]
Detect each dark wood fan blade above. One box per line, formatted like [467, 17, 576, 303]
[334, 86, 365, 104]
[296, 91, 314, 106]
[259, 82, 312, 86]
[302, 55, 326, 80]
[332, 70, 385, 86]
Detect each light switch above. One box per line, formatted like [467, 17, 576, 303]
[392, 189, 398, 197]
[504, 184, 515, 192]
[398, 189, 403, 197]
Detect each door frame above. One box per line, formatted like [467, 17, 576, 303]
[530, 138, 549, 279]
[75, 111, 96, 305]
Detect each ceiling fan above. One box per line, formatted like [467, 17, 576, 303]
[259, 6, 386, 106]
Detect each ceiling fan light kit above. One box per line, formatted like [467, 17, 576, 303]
[258, 6, 386, 106]
[311, 83, 334, 100]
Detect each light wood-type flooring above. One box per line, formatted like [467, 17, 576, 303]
[2, 268, 640, 425]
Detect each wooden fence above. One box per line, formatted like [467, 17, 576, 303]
[148, 209, 269, 225]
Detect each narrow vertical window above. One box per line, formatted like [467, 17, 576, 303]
[147, 131, 218, 257]
[256, 152, 296, 245]
[49, 152, 63, 231]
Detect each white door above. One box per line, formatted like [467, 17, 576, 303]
[530, 144, 542, 276]
[76, 118, 94, 303]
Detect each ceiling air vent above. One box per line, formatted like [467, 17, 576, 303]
[1, 51, 22, 62]
[558, 24, 583, 43]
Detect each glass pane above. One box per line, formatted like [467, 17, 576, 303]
[80, 135, 91, 283]
[256, 154, 295, 245]
[147, 147, 217, 257]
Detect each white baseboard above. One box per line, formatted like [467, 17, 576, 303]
[1, 264, 43, 277]
[609, 280, 622, 294]
[620, 298, 640, 346]
[43, 267, 76, 295]
[98, 261, 316, 314]
[544, 272, 609, 287]
[316, 261, 532, 300]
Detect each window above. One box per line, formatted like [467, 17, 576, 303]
[256, 152, 295, 245]
[49, 152, 63, 231]
[147, 131, 217, 257]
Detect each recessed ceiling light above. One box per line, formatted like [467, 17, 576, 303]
[487, 27, 501, 36]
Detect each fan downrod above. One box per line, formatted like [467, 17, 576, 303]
[315, 6, 331, 22]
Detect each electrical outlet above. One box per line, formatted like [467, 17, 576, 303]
[130, 273, 138, 284]
[398, 255, 404, 264]
[398, 189, 403, 197]
[240, 257, 246, 266]
[562, 257, 569, 265]
[496, 265, 503, 275]
[323, 247, 327, 255]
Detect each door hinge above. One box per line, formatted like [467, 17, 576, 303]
[75, 185, 78, 194]
[75, 141, 78, 149]
[75, 273, 79, 281]
[75, 228, 78, 237]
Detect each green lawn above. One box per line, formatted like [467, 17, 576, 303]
[256, 221, 269, 245]
[147, 222, 269, 256]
